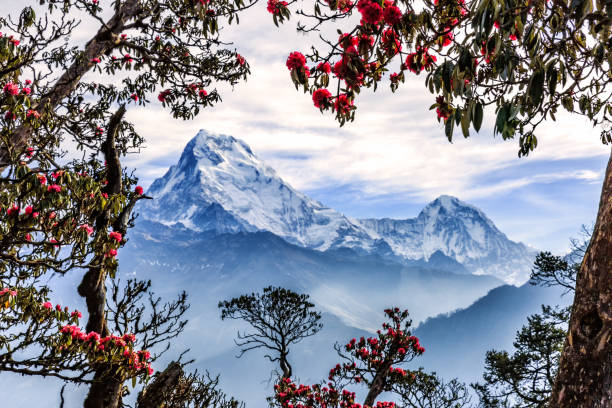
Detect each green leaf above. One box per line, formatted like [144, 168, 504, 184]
[461, 108, 470, 138]
[529, 69, 545, 106]
[473, 102, 484, 132]
[445, 118, 454, 142]
[495, 105, 508, 134]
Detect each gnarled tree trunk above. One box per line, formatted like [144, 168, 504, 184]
[550, 148, 612, 407]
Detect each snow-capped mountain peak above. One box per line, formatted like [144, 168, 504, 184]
[143, 130, 379, 251]
[142, 130, 537, 284]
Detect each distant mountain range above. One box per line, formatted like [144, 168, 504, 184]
[142, 130, 537, 284]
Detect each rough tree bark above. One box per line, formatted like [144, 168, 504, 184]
[78, 106, 137, 408]
[550, 148, 612, 407]
[363, 359, 393, 407]
[137, 362, 184, 408]
[0, 0, 142, 168]
[279, 350, 292, 379]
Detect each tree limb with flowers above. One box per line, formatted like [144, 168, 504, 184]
[0, 0, 255, 406]
[266, 0, 612, 405]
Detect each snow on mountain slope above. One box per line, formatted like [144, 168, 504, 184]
[360, 196, 538, 284]
[143, 130, 382, 252]
[142, 130, 537, 284]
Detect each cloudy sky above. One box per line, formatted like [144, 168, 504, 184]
[6, 2, 611, 253]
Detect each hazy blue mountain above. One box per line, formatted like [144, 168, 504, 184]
[141, 130, 536, 284]
[414, 282, 570, 384]
[121, 220, 503, 331]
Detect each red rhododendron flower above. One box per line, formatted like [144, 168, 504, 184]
[317, 62, 331, 73]
[405, 47, 437, 73]
[106, 249, 118, 258]
[360, 1, 383, 24]
[26, 109, 40, 119]
[3, 82, 19, 96]
[109, 231, 122, 242]
[79, 224, 94, 236]
[135, 186, 144, 195]
[236, 54, 245, 65]
[313, 88, 332, 108]
[286, 52, 307, 71]
[7, 205, 19, 216]
[334, 94, 353, 115]
[42, 302, 52, 309]
[91, 57, 101, 64]
[47, 184, 62, 193]
[38, 174, 47, 185]
[383, 5, 402, 26]
[158, 89, 171, 102]
[339, 33, 358, 49]
[359, 34, 375, 49]
[267, 0, 288, 15]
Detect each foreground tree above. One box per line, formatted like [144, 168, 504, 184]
[0, 0, 251, 406]
[267, 0, 612, 405]
[474, 242, 582, 407]
[219, 286, 323, 379]
[270, 307, 433, 408]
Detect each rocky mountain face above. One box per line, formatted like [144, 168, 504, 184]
[142, 130, 537, 284]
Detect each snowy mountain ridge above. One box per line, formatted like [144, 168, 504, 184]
[142, 130, 537, 284]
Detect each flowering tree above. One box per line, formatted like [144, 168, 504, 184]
[266, 0, 612, 405]
[0, 0, 251, 406]
[270, 308, 439, 408]
[219, 286, 323, 379]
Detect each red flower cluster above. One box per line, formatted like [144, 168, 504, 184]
[135, 186, 144, 195]
[404, 47, 437, 73]
[79, 224, 94, 236]
[334, 94, 354, 115]
[0, 288, 17, 297]
[59, 326, 153, 376]
[267, 0, 288, 15]
[316, 62, 331, 74]
[3, 82, 19, 96]
[26, 109, 40, 119]
[109, 231, 122, 242]
[358, 0, 383, 25]
[286, 52, 307, 71]
[383, 5, 402, 26]
[158, 89, 171, 102]
[312, 89, 332, 108]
